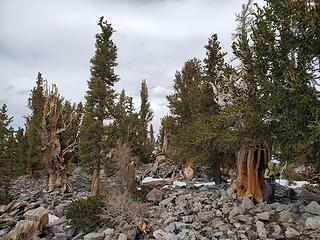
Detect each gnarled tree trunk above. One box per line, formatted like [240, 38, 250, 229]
[235, 146, 270, 202]
[183, 160, 195, 180]
[41, 83, 77, 193]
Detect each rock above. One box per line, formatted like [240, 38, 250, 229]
[48, 214, 59, 225]
[153, 229, 176, 240]
[237, 214, 251, 223]
[83, 232, 105, 240]
[159, 196, 175, 207]
[54, 203, 68, 218]
[299, 189, 320, 204]
[103, 228, 114, 236]
[256, 220, 267, 240]
[198, 211, 214, 223]
[182, 215, 194, 223]
[3, 220, 37, 240]
[285, 226, 300, 238]
[174, 222, 191, 231]
[306, 216, 320, 229]
[279, 210, 297, 223]
[65, 225, 76, 238]
[164, 223, 176, 233]
[52, 233, 68, 240]
[305, 201, 320, 215]
[146, 188, 164, 203]
[241, 198, 254, 210]
[23, 206, 48, 230]
[221, 204, 230, 215]
[118, 233, 127, 240]
[256, 212, 270, 221]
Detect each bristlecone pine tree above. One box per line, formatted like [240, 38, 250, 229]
[41, 83, 81, 192]
[231, 0, 320, 202]
[26, 72, 45, 176]
[79, 16, 118, 196]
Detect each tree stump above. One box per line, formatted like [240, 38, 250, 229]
[235, 147, 270, 202]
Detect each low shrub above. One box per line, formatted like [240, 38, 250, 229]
[66, 195, 104, 233]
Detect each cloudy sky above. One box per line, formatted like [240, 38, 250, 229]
[0, 0, 259, 131]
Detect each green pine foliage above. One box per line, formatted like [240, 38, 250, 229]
[79, 16, 118, 175]
[14, 127, 28, 176]
[137, 80, 154, 163]
[26, 72, 46, 175]
[0, 104, 16, 204]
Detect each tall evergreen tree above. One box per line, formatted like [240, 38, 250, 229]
[15, 127, 28, 175]
[137, 79, 154, 162]
[109, 89, 140, 146]
[149, 124, 155, 149]
[79, 16, 118, 196]
[26, 72, 45, 176]
[0, 104, 15, 204]
[139, 79, 153, 140]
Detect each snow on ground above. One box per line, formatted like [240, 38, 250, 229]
[194, 182, 215, 187]
[173, 181, 187, 187]
[278, 179, 312, 188]
[141, 177, 171, 185]
[141, 177, 216, 189]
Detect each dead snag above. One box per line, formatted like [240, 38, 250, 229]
[235, 146, 270, 203]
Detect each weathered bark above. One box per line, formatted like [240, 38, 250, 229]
[183, 160, 195, 180]
[91, 167, 100, 196]
[28, 167, 33, 178]
[41, 83, 77, 193]
[235, 146, 270, 203]
[48, 171, 57, 191]
[162, 130, 168, 155]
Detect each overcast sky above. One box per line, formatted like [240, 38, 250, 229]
[0, 0, 260, 132]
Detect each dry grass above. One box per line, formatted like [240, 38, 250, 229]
[102, 189, 145, 228]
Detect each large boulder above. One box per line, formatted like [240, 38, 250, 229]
[3, 220, 37, 240]
[23, 206, 48, 230]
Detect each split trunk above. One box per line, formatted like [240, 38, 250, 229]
[235, 146, 270, 202]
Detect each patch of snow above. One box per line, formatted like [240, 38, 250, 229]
[278, 179, 309, 188]
[49, 214, 59, 224]
[173, 181, 187, 187]
[141, 177, 171, 184]
[141, 177, 162, 184]
[194, 182, 215, 187]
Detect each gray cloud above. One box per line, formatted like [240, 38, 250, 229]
[0, 0, 262, 131]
